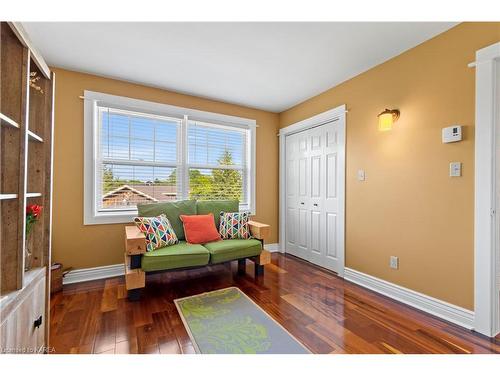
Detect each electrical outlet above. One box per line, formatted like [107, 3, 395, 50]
[390, 256, 399, 270]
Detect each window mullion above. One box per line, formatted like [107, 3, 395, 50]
[179, 115, 188, 200]
[242, 129, 248, 206]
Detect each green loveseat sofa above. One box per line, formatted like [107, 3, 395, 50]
[124, 200, 271, 300]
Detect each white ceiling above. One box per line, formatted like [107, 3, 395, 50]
[23, 22, 457, 112]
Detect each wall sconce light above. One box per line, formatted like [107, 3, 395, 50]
[377, 108, 400, 131]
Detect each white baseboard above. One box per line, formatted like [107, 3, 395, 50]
[265, 243, 280, 252]
[63, 263, 124, 285]
[344, 268, 475, 330]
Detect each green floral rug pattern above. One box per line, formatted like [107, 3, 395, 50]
[175, 287, 309, 354]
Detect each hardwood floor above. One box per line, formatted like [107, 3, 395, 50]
[49, 253, 500, 354]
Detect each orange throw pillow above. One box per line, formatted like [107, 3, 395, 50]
[180, 213, 221, 244]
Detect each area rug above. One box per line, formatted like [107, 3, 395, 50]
[174, 287, 310, 354]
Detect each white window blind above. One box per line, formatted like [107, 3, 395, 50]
[87, 94, 255, 224]
[187, 121, 248, 206]
[97, 107, 180, 212]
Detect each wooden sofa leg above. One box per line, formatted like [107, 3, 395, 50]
[255, 264, 264, 277]
[125, 253, 145, 301]
[250, 248, 270, 278]
[127, 288, 142, 301]
[237, 259, 246, 275]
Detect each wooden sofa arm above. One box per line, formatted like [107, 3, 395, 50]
[125, 226, 147, 255]
[248, 220, 270, 240]
[124, 226, 146, 299]
[124, 253, 145, 290]
[247, 220, 272, 275]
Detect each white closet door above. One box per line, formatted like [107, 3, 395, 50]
[285, 133, 301, 259]
[284, 119, 344, 275]
[285, 133, 298, 255]
[285, 131, 310, 260]
[322, 121, 343, 273]
[308, 125, 325, 266]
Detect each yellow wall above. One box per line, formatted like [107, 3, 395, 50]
[51, 68, 279, 270]
[279, 22, 500, 309]
[53, 23, 500, 310]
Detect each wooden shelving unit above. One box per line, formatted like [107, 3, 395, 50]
[0, 113, 20, 129]
[0, 194, 19, 200]
[0, 22, 54, 354]
[26, 193, 43, 198]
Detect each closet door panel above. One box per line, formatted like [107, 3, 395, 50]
[285, 134, 297, 254]
[285, 132, 308, 259]
[310, 210, 321, 256]
[308, 125, 325, 265]
[298, 136, 307, 153]
[324, 148, 339, 264]
[326, 212, 337, 259]
[296, 130, 310, 258]
[286, 207, 296, 246]
[326, 126, 337, 147]
[298, 208, 308, 250]
[285, 154, 297, 249]
[311, 131, 321, 151]
[298, 157, 308, 198]
[323, 121, 342, 271]
[311, 155, 321, 199]
[326, 153, 337, 200]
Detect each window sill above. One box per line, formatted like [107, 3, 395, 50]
[84, 211, 136, 225]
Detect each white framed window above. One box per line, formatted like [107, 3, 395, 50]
[84, 91, 256, 225]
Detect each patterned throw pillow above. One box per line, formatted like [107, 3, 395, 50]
[134, 214, 178, 252]
[219, 211, 251, 239]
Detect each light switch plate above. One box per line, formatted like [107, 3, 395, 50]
[357, 169, 365, 181]
[449, 162, 462, 177]
[390, 256, 399, 270]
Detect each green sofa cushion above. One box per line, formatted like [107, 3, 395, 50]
[137, 200, 196, 241]
[196, 200, 239, 229]
[141, 241, 210, 272]
[203, 239, 262, 264]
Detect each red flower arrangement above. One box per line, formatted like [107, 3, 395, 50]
[26, 204, 43, 235]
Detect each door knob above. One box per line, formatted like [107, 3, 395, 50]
[300, 202, 305, 205]
[313, 203, 318, 207]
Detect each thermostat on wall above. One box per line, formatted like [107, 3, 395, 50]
[442, 125, 462, 143]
